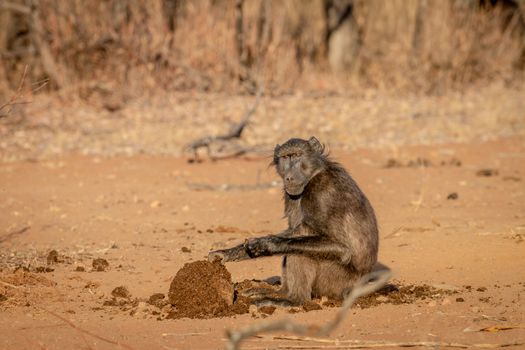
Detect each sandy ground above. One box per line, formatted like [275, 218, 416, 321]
[0, 135, 524, 349]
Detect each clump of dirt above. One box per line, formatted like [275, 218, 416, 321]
[47, 250, 59, 264]
[92, 258, 109, 271]
[258, 305, 276, 315]
[302, 300, 322, 311]
[447, 192, 459, 200]
[385, 157, 461, 168]
[148, 293, 167, 308]
[111, 286, 131, 298]
[167, 260, 249, 319]
[34, 266, 54, 273]
[476, 168, 498, 177]
[355, 283, 458, 308]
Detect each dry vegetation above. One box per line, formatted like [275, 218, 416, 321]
[0, 1, 524, 163]
[0, 0, 524, 95]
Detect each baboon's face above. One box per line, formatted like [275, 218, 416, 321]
[273, 137, 324, 196]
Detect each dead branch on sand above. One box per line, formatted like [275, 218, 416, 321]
[184, 87, 263, 162]
[225, 270, 392, 350]
[247, 336, 524, 349]
[225, 268, 522, 349]
[0, 226, 31, 244]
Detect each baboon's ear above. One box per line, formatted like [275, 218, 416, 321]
[271, 144, 281, 165]
[308, 136, 324, 154]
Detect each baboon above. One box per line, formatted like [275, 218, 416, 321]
[208, 137, 381, 306]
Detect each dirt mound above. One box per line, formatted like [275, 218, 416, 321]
[167, 260, 249, 319]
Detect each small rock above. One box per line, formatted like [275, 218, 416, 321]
[0, 294, 7, 302]
[150, 200, 162, 208]
[47, 250, 59, 264]
[302, 301, 322, 311]
[111, 286, 131, 299]
[375, 295, 389, 302]
[258, 306, 276, 315]
[181, 247, 191, 253]
[385, 158, 402, 168]
[456, 297, 465, 302]
[34, 266, 54, 273]
[476, 287, 487, 292]
[447, 192, 458, 200]
[92, 258, 109, 272]
[476, 169, 498, 177]
[75, 266, 85, 272]
[148, 293, 166, 308]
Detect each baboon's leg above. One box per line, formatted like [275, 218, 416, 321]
[253, 255, 317, 307]
[312, 260, 356, 300]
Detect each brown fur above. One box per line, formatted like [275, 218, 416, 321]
[208, 137, 381, 306]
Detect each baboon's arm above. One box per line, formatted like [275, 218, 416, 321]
[207, 226, 302, 262]
[245, 235, 351, 263]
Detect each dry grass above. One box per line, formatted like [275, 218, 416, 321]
[0, 0, 523, 95]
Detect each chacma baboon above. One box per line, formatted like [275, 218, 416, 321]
[208, 137, 382, 306]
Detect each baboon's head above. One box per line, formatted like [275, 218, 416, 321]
[273, 137, 326, 196]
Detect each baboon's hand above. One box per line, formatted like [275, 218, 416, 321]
[208, 243, 252, 262]
[244, 237, 275, 258]
[208, 249, 227, 263]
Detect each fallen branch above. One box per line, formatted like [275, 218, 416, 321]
[250, 335, 524, 349]
[184, 86, 263, 162]
[0, 226, 31, 243]
[225, 270, 392, 350]
[241, 340, 524, 349]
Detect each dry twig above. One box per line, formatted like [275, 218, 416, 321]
[249, 336, 524, 349]
[225, 270, 392, 350]
[184, 87, 263, 161]
[0, 226, 31, 244]
[0, 66, 48, 119]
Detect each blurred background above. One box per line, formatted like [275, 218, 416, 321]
[0, 0, 524, 161]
